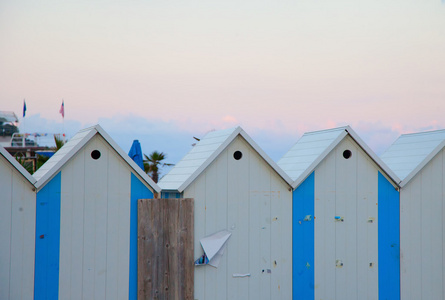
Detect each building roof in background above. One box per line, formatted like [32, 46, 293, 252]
[0, 111, 19, 123]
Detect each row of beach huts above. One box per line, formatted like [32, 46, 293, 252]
[1, 124, 445, 300]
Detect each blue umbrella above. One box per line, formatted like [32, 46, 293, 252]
[128, 140, 144, 170]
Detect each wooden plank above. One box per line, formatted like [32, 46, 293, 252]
[10, 172, 28, 299]
[343, 139, 358, 300]
[66, 149, 86, 300]
[18, 179, 36, 299]
[314, 159, 326, 300]
[191, 173, 206, 300]
[0, 160, 12, 300]
[105, 153, 130, 300]
[270, 174, 283, 300]
[203, 157, 218, 300]
[227, 138, 250, 300]
[367, 157, 378, 300]
[279, 179, 293, 300]
[430, 151, 442, 300]
[318, 150, 337, 299]
[178, 198, 194, 300]
[138, 198, 194, 300]
[400, 184, 411, 300]
[356, 149, 369, 298]
[59, 158, 74, 299]
[248, 154, 262, 300]
[409, 174, 422, 300]
[421, 159, 433, 299]
[215, 152, 228, 300]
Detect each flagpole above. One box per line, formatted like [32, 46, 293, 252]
[22, 99, 26, 140]
[60, 99, 65, 142]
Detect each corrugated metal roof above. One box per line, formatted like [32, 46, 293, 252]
[0, 145, 36, 185]
[278, 126, 400, 189]
[380, 129, 445, 186]
[34, 124, 161, 192]
[158, 126, 293, 192]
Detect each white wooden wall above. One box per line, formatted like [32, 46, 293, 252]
[314, 136, 380, 299]
[400, 148, 445, 300]
[0, 156, 36, 300]
[58, 135, 134, 299]
[183, 136, 292, 300]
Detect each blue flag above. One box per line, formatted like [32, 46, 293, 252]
[23, 99, 26, 117]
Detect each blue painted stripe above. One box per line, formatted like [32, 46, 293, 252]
[34, 172, 61, 300]
[378, 172, 400, 300]
[130, 173, 154, 300]
[293, 172, 315, 300]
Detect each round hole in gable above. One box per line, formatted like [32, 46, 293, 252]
[91, 150, 101, 160]
[343, 150, 352, 159]
[233, 150, 242, 160]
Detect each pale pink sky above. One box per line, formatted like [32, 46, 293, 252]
[1, 0, 444, 163]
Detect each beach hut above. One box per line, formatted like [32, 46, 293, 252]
[32, 125, 161, 300]
[380, 129, 445, 300]
[277, 126, 400, 300]
[0, 146, 36, 300]
[159, 126, 293, 300]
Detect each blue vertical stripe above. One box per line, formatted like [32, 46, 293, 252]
[130, 173, 154, 300]
[378, 172, 400, 300]
[293, 172, 315, 300]
[34, 172, 61, 300]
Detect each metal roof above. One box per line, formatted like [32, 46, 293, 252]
[278, 126, 400, 189]
[158, 126, 293, 192]
[380, 129, 445, 187]
[0, 111, 19, 123]
[33, 124, 161, 192]
[0, 145, 36, 185]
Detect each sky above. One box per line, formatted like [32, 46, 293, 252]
[1, 0, 444, 176]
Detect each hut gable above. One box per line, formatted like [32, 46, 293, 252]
[159, 126, 293, 299]
[0, 146, 36, 185]
[278, 126, 399, 189]
[32, 125, 160, 299]
[381, 129, 445, 187]
[0, 146, 36, 299]
[159, 126, 292, 192]
[278, 126, 401, 300]
[34, 124, 160, 192]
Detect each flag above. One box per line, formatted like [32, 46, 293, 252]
[23, 99, 27, 117]
[59, 100, 64, 118]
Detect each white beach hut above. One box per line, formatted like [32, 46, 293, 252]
[278, 126, 400, 300]
[380, 129, 445, 300]
[32, 125, 161, 300]
[159, 126, 294, 300]
[0, 146, 36, 300]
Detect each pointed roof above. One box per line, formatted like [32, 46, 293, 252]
[380, 129, 445, 187]
[0, 145, 36, 185]
[33, 125, 161, 192]
[278, 126, 400, 189]
[158, 126, 293, 192]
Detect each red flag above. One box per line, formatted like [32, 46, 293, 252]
[59, 100, 64, 118]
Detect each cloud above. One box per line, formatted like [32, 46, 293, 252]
[19, 113, 83, 147]
[17, 113, 445, 178]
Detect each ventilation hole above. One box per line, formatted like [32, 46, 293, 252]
[343, 150, 352, 159]
[233, 151, 242, 160]
[91, 150, 101, 160]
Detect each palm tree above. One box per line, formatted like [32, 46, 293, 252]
[143, 151, 173, 183]
[35, 134, 66, 171]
